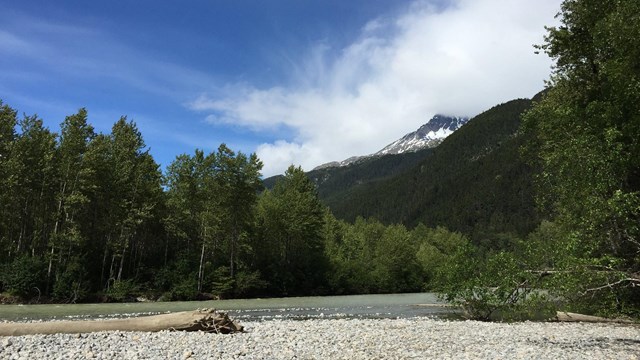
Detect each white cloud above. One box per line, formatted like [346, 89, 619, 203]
[190, 0, 561, 177]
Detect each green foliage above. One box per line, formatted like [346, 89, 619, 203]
[0, 101, 18, 261]
[323, 215, 468, 295]
[152, 253, 198, 301]
[233, 269, 268, 298]
[170, 277, 199, 301]
[372, 224, 422, 293]
[256, 166, 328, 295]
[10, 115, 57, 257]
[106, 279, 139, 302]
[52, 258, 90, 303]
[3, 98, 477, 302]
[415, 225, 468, 288]
[323, 217, 381, 294]
[522, 0, 640, 316]
[208, 266, 234, 298]
[106, 118, 164, 284]
[0, 255, 46, 298]
[435, 0, 640, 321]
[215, 144, 263, 280]
[163, 149, 219, 293]
[438, 242, 555, 321]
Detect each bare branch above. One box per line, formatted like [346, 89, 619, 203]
[582, 278, 640, 295]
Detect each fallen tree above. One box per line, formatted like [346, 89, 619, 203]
[0, 308, 243, 336]
[553, 311, 636, 324]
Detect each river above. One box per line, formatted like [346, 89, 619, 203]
[0, 293, 456, 322]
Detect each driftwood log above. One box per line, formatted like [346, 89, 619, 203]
[0, 308, 243, 336]
[554, 311, 634, 324]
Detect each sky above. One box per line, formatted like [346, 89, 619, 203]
[1, 0, 561, 177]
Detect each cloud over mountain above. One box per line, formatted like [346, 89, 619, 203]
[190, 0, 561, 177]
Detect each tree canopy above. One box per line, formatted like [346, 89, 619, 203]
[0, 108, 464, 302]
[522, 0, 640, 315]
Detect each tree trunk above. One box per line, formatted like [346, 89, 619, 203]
[198, 241, 205, 292]
[45, 246, 55, 294]
[47, 180, 66, 293]
[16, 199, 29, 254]
[198, 216, 206, 292]
[0, 309, 243, 336]
[164, 234, 169, 266]
[100, 242, 109, 289]
[230, 221, 238, 279]
[107, 254, 116, 290]
[117, 239, 127, 281]
[116, 223, 128, 282]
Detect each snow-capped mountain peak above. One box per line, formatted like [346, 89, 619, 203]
[375, 115, 469, 156]
[313, 114, 468, 170]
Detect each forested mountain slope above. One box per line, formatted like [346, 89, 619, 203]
[308, 148, 435, 199]
[263, 115, 472, 196]
[323, 98, 540, 246]
[263, 147, 435, 198]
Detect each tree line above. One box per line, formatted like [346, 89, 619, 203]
[0, 104, 465, 303]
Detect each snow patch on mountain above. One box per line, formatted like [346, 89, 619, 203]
[313, 114, 469, 170]
[376, 115, 469, 156]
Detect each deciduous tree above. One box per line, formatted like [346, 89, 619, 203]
[523, 0, 640, 315]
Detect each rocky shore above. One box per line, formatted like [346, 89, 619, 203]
[1, 317, 639, 359]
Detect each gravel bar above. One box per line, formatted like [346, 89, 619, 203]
[1, 318, 639, 359]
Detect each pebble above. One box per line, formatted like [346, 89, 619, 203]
[0, 318, 639, 359]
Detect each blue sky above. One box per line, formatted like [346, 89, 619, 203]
[1, 0, 560, 176]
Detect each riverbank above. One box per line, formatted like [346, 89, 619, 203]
[2, 317, 639, 359]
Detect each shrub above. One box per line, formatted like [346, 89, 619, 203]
[437, 244, 556, 321]
[106, 279, 139, 302]
[52, 258, 90, 303]
[0, 255, 46, 299]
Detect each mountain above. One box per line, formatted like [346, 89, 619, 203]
[323, 98, 540, 244]
[375, 115, 469, 155]
[312, 155, 369, 170]
[263, 147, 435, 196]
[263, 95, 543, 246]
[313, 114, 468, 170]
[307, 147, 435, 200]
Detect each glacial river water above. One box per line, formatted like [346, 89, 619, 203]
[0, 292, 456, 322]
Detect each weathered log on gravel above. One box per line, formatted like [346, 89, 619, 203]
[554, 311, 634, 324]
[0, 308, 243, 336]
